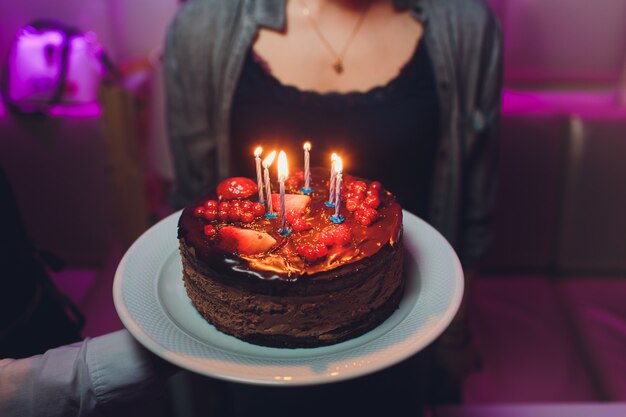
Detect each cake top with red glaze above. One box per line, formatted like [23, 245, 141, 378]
[178, 167, 402, 281]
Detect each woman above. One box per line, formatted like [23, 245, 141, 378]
[165, 0, 502, 414]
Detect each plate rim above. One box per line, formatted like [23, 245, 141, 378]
[112, 210, 464, 386]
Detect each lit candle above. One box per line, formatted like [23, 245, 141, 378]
[325, 153, 338, 207]
[330, 156, 344, 224]
[301, 142, 312, 195]
[254, 146, 264, 203]
[263, 150, 277, 218]
[277, 150, 291, 235]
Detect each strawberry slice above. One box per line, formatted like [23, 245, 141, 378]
[217, 226, 277, 255]
[217, 177, 258, 200]
[270, 194, 311, 217]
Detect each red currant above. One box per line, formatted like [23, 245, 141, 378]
[252, 202, 265, 217]
[218, 210, 229, 221]
[203, 224, 216, 238]
[205, 200, 218, 210]
[204, 208, 218, 221]
[228, 207, 242, 222]
[193, 206, 205, 218]
[240, 211, 255, 223]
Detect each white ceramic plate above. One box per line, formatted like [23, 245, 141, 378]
[113, 210, 463, 386]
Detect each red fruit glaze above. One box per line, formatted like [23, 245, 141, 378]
[217, 177, 258, 200]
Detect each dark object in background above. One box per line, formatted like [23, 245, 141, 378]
[0, 165, 84, 359]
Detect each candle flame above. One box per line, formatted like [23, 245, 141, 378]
[334, 155, 343, 173]
[331, 153, 338, 162]
[262, 150, 276, 168]
[254, 146, 262, 157]
[277, 150, 288, 180]
[303, 142, 311, 151]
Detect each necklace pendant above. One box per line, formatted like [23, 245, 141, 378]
[332, 56, 344, 74]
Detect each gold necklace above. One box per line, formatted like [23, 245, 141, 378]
[299, 0, 372, 74]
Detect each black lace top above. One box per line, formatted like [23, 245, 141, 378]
[229, 41, 440, 218]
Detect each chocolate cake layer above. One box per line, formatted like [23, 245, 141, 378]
[181, 239, 404, 348]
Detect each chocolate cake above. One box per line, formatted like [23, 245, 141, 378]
[178, 168, 404, 348]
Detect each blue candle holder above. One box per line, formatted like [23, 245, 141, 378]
[279, 227, 292, 236]
[330, 214, 344, 224]
[324, 201, 335, 208]
[301, 187, 313, 195]
[265, 212, 277, 219]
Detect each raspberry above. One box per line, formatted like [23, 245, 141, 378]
[314, 243, 328, 258]
[319, 230, 335, 246]
[364, 194, 380, 209]
[351, 181, 367, 194]
[355, 207, 378, 226]
[193, 206, 205, 218]
[369, 181, 382, 191]
[345, 198, 359, 212]
[297, 243, 327, 263]
[356, 214, 372, 226]
[345, 190, 365, 201]
[252, 202, 265, 217]
[332, 224, 351, 246]
[203, 224, 216, 238]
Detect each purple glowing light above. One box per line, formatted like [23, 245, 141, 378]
[7, 25, 105, 107]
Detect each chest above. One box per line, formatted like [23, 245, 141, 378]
[253, 1, 424, 94]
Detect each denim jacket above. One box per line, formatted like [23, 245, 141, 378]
[164, 0, 503, 266]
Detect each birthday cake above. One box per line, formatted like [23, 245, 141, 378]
[177, 167, 404, 348]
